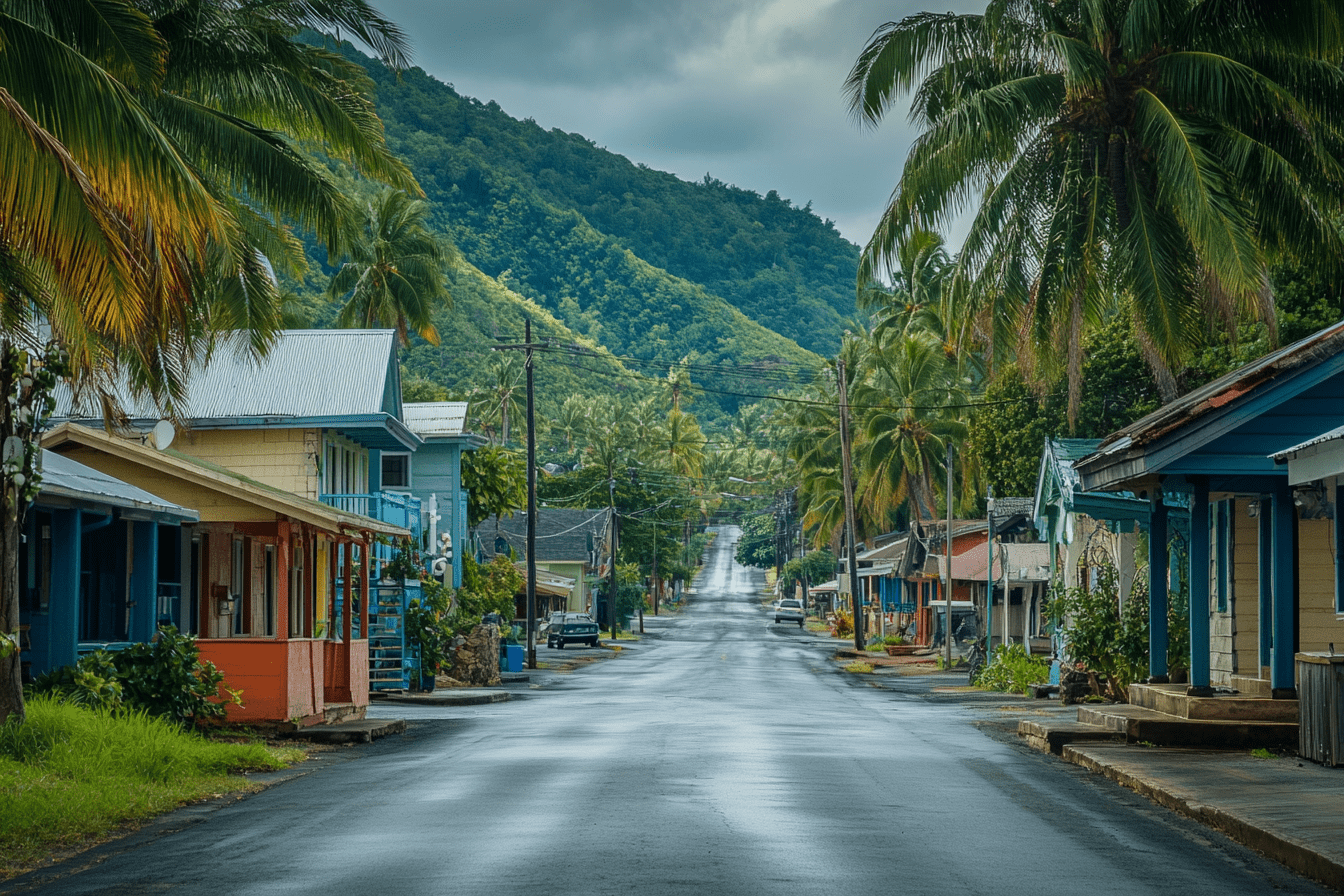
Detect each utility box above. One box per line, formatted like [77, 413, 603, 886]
[502, 643, 524, 673]
[1296, 652, 1344, 765]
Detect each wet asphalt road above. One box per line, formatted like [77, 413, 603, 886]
[6, 527, 1330, 895]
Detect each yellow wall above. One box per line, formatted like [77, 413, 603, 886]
[1231, 499, 1261, 678]
[1298, 517, 1341, 652]
[57, 447, 274, 522]
[176, 428, 319, 498]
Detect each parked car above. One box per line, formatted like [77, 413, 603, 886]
[774, 599, 805, 627]
[547, 613, 600, 649]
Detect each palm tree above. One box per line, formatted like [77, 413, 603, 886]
[0, 0, 416, 725]
[853, 329, 968, 531]
[665, 409, 707, 480]
[846, 0, 1344, 420]
[328, 188, 457, 344]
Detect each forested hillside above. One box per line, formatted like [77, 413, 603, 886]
[278, 38, 877, 428]
[357, 53, 859, 358]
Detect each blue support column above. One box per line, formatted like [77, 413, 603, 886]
[130, 520, 157, 641]
[1188, 479, 1212, 694]
[1258, 498, 1273, 675]
[1270, 483, 1297, 698]
[48, 509, 81, 671]
[1149, 492, 1169, 681]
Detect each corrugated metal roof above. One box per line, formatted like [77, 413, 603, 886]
[948, 542, 1051, 582]
[1089, 321, 1344, 460]
[57, 330, 399, 420]
[1272, 423, 1344, 461]
[38, 450, 197, 522]
[404, 401, 468, 436]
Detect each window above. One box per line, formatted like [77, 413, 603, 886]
[381, 452, 411, 490]
[290, 540, 306, 637]
[1335, 480, 1344, 614]
[231, 537, 245, 635]
[1216, 500, 1231, 613]
[264, 545, 276, 637]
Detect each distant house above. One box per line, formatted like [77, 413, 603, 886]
[18, 450, 198, 681]
[43, 422, 409, 724]
[478, 508, 613, 618]
[400, 401, 484, 589]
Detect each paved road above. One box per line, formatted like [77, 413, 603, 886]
[6, 528, 1329, 895]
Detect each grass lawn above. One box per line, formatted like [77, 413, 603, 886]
[0, 697, 303, 879]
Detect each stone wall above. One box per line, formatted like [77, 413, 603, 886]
[452, 624, 500, 686]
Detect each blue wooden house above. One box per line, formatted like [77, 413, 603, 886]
[1074, 321, 1344, 700]
[398, 401, 484, 589]
[18, 450, 198, 680]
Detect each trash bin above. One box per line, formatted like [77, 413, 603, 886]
[1297, 652, 1344, 765]
[502, 643, 524, 673]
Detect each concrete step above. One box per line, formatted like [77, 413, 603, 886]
[285, 717, 406, 745]
[319, 702, 365, 725]
[1129, 683, 1297, 722]
[1018, 719, 1125, 755]
[1230, 675, 1272, 698]
[1078, 703, 1297, 749]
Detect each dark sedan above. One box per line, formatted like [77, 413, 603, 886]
[546, 613, 600, 649]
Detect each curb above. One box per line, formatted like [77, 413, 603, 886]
[373, 690, 511, 707]
[1061, 745, 1344, 890]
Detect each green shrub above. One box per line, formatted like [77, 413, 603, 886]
[1047, 564, 1155, 702]
[29, 651, 123, 712]
[974, 643, 1051, 694]
[29, 627, 240, 727]
[407, 580, 453, 675]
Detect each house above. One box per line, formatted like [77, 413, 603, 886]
[1074, 321, 1344, 699]
[55, 329, 426, 691]
[478, 508, 613, 618]
[56, 329, 423, 537]
[400, 401, 484, 589]
[42, 423, 409, 724]
[17, 450, 198, 681]
[945, 541, 1052, 653]
[1033, 438, 1149, 600]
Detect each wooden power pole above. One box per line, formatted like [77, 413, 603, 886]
[837, 359, 863, 652]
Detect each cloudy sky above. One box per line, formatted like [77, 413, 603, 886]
[371, 0, 978, 248]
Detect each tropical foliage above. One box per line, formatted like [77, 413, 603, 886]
[328, 188, 457, 344]
[846, 0, 1344, 421]
[0, 0, 414, 726]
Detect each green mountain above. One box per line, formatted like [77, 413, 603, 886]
[292, 40, 864, 425]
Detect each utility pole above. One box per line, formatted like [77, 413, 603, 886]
[944, 441, 954, 672]
[651, 521, 659, 616]
[492, 327, 550, 670]
[837, 358, 863, 652]
[986, 489, 996, 664]
[524, 319, 537, 669]
[608, 477, 619, 639]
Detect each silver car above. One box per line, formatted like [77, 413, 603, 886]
[774, 598, 805, 627]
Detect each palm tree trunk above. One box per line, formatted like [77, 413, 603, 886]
[0, 346, 25, 725]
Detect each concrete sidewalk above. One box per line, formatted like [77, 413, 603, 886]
[1058, 742, 1344, 890]
[838, 659, 1344, 890]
